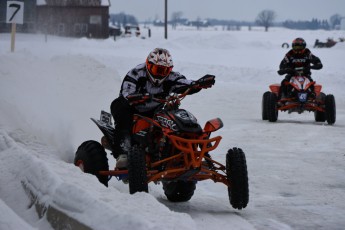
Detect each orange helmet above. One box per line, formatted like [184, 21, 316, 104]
[146, 48, 174, 86]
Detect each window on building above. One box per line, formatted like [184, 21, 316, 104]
[74, 23, 81, 36]
[58, 23, 65, 35]
[74, 23, 88, 36]
[81, 24, 88, 33]
[90, 15, 102, 25]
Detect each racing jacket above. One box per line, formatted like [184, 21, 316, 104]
[119, 63, 196, 112]
[279, 48, 323, 76]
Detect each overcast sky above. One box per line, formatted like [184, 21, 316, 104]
[110, 0, 345, 22]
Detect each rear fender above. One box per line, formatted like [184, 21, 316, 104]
[91, 118, 115, 150]
[203, 118, 223, 133]
[91, 118, 114, 140]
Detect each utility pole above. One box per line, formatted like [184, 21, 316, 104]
[164, 0, 168, 39]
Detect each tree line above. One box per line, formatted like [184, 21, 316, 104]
[110, 11, 343, 32]
[282, 19, 330, 30]
[255, 10, 343, 31]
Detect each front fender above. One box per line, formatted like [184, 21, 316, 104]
[203, 118, 223, 133]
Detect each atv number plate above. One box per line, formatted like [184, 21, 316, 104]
[298, 92, 308, 102]
[100, 110, 112, 126]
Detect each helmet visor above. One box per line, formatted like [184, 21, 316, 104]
[293, 45, 305, 51]
[148, 63, 173, 79]
[292, 43, 306, 53]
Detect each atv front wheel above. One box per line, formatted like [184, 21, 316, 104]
[163, 181, 196, 202]
[74, 140, 109, 187]
[226, 148, 249, 210]
[314, 110, 326, 122]
[128, 145, 148, 194]
[262, 91, 270, 120]
[325, 94, 336, 125]
[267, 92, 278, 122]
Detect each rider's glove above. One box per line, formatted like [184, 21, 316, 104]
[310, 63, 322, 70]
[195, 74, 216, 88]
[277, 68, 294, 75]
[126, 93, 151, 106]
[277, 69, 286, 75]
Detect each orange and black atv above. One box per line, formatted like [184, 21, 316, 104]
[262, 67, 336, 125]
[74, 76, 249, 210]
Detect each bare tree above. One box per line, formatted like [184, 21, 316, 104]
[256, 10, 276, 32]
[171, 11, 183, 30]
[330, 14, 342, 29]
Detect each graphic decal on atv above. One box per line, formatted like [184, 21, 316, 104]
[155, 115, 178, 131]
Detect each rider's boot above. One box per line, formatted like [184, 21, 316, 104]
[111, 132, 130, 184]
[116, 154, 128, 169]
[112, 131, 131, 169]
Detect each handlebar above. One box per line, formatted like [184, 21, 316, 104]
[127, 74, 215, 106]
[127, 85, 196, 107]
[278, 67, 310, 76]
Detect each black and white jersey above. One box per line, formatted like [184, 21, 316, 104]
[279, 48, 323, 75]
[120, 63, 194, 112]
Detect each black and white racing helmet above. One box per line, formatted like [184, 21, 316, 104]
[146, 48, 174, 86]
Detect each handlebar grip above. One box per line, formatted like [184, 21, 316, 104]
[127, 93, 151, 105]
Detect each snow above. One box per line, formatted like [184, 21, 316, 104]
[36, 0, 110, 6]
[101, 0, 110, 7]
[1, 26, 345, 230]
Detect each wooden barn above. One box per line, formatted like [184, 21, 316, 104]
[36, 0, 110, 38]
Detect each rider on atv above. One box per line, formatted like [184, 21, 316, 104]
[277, 37, 323, 99]
[110, 48, 215, 169]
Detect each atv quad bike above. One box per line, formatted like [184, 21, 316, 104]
[262, 67, 336, 125]
[74, 76, 249, 210]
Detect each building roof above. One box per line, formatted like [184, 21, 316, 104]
[101, 0, 110, 6]
[37, 0, 110, 7]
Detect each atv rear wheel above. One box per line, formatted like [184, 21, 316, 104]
[74, 140, 109, 187]
[314, 92, 326, 122]
[226, 148, 249, 210]
[325, 94, 336, 125]
[262, 91, 270, 120]
[267, 92, 278, 122]
[128, 145, 148, 194]
[163, 181, 196, 202]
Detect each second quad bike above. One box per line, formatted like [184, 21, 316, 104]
[262, 67, 336, 125]
[74, 76, 249, 210]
